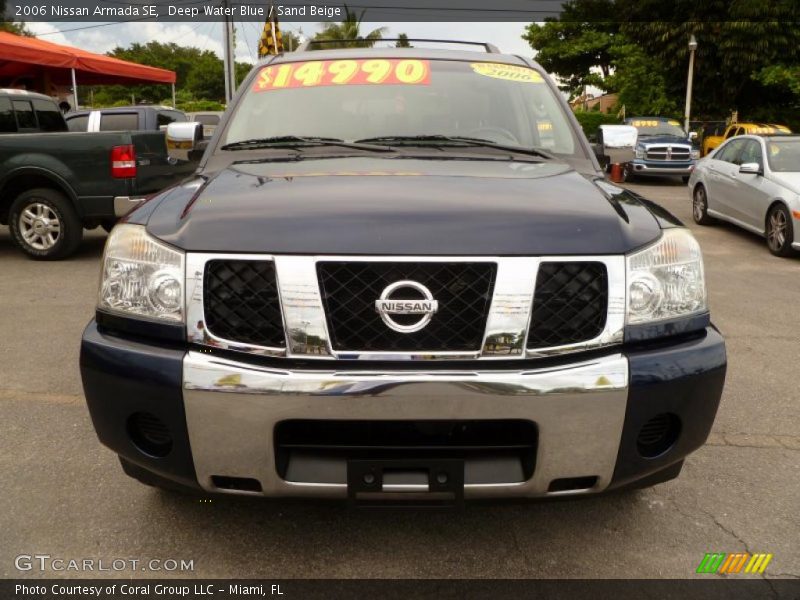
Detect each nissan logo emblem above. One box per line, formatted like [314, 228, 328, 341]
[374, 280, 439, 333]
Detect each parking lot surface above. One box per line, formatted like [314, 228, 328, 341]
[1, 179, 798, 579]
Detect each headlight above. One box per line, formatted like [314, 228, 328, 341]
[635, 146, 645, 159]
[691, 149, 700, 159]
[626, 228, 706, 324]
[98, 224, 185, 323]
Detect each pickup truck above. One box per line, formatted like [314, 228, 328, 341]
[80, 45, 726, 505]
[65, 105, 188, 133]
[701, 122, 792, 156]
[1, 90, 197, 259]
[624, 117, 698, 182]
[187, 111, 223, 139]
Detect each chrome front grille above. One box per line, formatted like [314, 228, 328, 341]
[203, 259, 285, 348]
[185, 254, 625, 360]
[645, 146, 692, 161]
[318, 261, 496, 352]
[527, 262, 609, 349]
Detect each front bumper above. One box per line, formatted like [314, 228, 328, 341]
[630, 161, 695, 177]
[80, 322, 726, 500]
[113, 196, 147, 217]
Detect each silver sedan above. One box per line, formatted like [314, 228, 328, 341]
[688, 134, 800, 256]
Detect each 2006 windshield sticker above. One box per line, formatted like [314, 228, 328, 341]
[470, 63, 543, 83]
[253, 59, 431, 92]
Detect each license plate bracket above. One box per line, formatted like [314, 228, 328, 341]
[347, 458, 465, 509]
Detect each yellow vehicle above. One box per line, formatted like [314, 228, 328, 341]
[702, 122, 791, 156]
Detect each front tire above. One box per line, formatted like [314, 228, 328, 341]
[692, 185, 715, 225]
[766, 204, 796, 257]
[622, 163, 636, 183]
[9, 188, 83, 260]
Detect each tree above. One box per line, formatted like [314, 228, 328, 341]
[0, 0, 29, 35]
[396, 33, 412, 48]
[281, 30, 301, 52]
[522, 0, 618, 98]
[313, 6, 387, 49]
[523, 0, 800, 124]
[605, 42, 680, 117]
[87, 42, 252, 107]
[618, 13, 800, 118]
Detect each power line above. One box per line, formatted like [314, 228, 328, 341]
[241, 19, 257, 63]
[35, 18, 153, 35]
[35, 0, 220, 36]
[35, 0, 213, 31]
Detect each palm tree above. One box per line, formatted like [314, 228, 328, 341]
[312, 6, 387, 49]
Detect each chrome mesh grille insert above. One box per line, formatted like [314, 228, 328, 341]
[317, 262, 496, 352]
[203, 260, 285, 348]
[527, 262, 608, 348]
[645, 146, 691, 161]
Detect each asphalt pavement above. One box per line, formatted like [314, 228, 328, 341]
[1, 179, 798, 580]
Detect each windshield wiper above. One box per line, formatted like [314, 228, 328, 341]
[354, 135, 555, 159]
[220, 135, 394, 153]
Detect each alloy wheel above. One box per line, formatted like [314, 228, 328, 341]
[767, 209, 787, 252]
[18, 202, 61, 251]
[693, 188, 706, 222]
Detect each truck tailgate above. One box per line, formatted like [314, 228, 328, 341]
[132, 131, 197, 196]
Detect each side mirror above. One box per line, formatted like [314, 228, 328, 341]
[739, 162, 762, 175]
[689, 131, 698, 140]
[166, 122, 204, 161]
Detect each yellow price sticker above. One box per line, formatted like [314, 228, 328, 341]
[254, 59, 431, 92]
[471, 63, 543, 83]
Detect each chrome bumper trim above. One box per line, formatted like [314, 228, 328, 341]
[631, 163, 694, 175]
[113, 196, 146, 217]
[182, 351, 630, 499]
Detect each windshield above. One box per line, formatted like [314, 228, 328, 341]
[222, 59, 580, 157]
[767, 138, 800, 172]
[628, 118, 686, 137]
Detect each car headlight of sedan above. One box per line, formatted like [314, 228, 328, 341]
[626, 228, 706, 324]
[98, 224, 185, 323]
[635, 146, 645, 159]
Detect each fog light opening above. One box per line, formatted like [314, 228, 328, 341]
[548, 476, 599, 493]
[127, 412, 173, 458]
[637, 413, 681, 458]
[211, 475, 263, 492]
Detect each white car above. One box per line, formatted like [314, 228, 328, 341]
[688, 134, 800, 256]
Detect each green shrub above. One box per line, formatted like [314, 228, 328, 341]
[174, 99, 226, 112]
[572, 110, 621, 138]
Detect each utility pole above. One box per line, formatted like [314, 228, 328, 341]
[684, 34, 698, 134]
[222, 0, 236, 103]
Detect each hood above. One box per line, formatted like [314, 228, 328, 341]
[637, 134, 692, 146]
[143, 157, 665, 255]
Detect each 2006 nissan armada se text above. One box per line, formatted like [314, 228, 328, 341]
[80, 43, 726, 506]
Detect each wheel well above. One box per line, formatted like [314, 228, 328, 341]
[0, 173, 73, 225]
[692, 182, 705, 197]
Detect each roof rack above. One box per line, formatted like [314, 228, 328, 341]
[295, 38, 501, 53]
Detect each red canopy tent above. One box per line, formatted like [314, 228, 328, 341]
[0, 32, 177, 107]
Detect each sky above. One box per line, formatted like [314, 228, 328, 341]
[25, 21, 535, 65]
